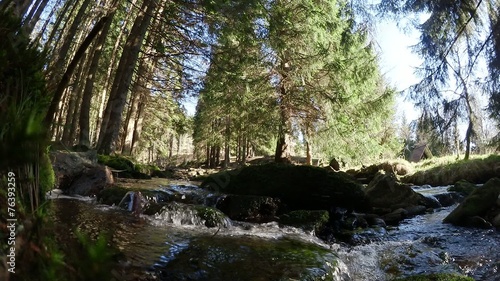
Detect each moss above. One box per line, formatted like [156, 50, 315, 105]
[97, 154, 135, 171]
[393, 273, 474, 281]
[280, 210, 329, 232]
[449, 180, 476, 196]
[444, 178, 500, 225]
[195, 206, 228, 228]
[39, 150, 55, 193]
[97, 186, 129, 206]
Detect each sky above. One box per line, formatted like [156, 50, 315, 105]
[373, 19, 423, 123]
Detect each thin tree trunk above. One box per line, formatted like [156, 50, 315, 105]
[24, 0, 49, 32]
[223, 116, 230, 168]
[130, 98, 146, 154]
[274, 85, 291, 163]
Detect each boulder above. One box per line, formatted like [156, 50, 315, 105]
[449, 180, 476, 196]
[280, 210, 329, 233]
[65, 165, 113, 196]
[201, 163, 368, 212]
[216, 195, 281, 223]
[492, 213, 500, 228]
[366, 171, 439, 211]
[444, 178, 500, 227]
[51, 150, 112, 196]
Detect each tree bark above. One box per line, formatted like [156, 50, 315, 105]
[274, 84, 291, 163]
[97, 0, 156, 155]
[44, 15, 111, 130]
[78, 11, 113, 148]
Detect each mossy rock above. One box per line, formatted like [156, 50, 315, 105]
[201, 163, 368, 212]
[215, 195, 281, 222]
[280, 210, 329, 232]
[394, 273, 474, 281]
[97, 186, 129, 206]
[154, 235, 340, 281]
[98, 155, 135, 171]
[444, 177, 500, 226]
[195, 205, 229, 228]
[366, 171, 439, 211]
[448, 180, 476, 196]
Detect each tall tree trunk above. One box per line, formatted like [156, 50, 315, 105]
[121, 55, 153, 155]
[44, 15, 112, 130]
[47, 0, 91, 87]
[24, 0, 49, 32]
[97, 0, 156, 154]
[78, 10, 113, 148]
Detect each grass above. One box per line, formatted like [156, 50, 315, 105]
[402, 154, 500, 186]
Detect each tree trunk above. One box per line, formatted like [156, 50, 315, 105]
[305, 139, 312, 165]
[223, 116, 230, 168]
[78, 11, 113, 148]
[24, 0, 49, 32]
[130, 98, 146, 155]
[47, 0, 90, 87]
[44, 15, 112, 130]
[97, 0, 156, 155]
[274, 85, 291, 163]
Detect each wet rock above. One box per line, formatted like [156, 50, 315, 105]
[215, 195, 281, 223]
[51, 150, 113, 196]
[444, 178, 500, 227]
[155, 202, 230, 228]
[364, 214, 387, 227]
[153, 236, 342, 281]
[465, 216, 492, 229]
[449, 180, 476, 196]
[201, 163, 368, 212]
[492, 213, 500, 228]
[382, 208, 408, 225]
[329, 158, 340, 171]
[404, 205, 427, 217]
[280, 210, 329, 233]
[366, 171, 439, 212]
[432, 192, 463, 207]
[66, 165, 114, 196]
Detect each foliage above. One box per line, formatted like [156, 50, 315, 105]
[377, 0, 498, 159]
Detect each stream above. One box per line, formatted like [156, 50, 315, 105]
[48, 183, 500, 281]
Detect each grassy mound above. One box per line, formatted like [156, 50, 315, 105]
[403, 154, 500, 186]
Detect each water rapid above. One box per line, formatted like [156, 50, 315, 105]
[48, 183, 500, 281]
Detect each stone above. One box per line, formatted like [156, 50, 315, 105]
[201, 163, 368, 212]
[280, 210, 329, 233]
[51, 150, 112, 196]
[449, 180, 476, 196]
[65, 165, 114, 196]
[366, 171, 439, 211]
[444, 178, 500, 227]
[216, 195, 281, 223]
[492, 213, 500, 228]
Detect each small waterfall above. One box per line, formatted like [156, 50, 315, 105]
[152, 202, 231, 228]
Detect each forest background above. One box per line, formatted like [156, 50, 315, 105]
[2, 0, 500, 170]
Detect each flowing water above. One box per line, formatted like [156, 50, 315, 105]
[48, 184, 500, 281]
